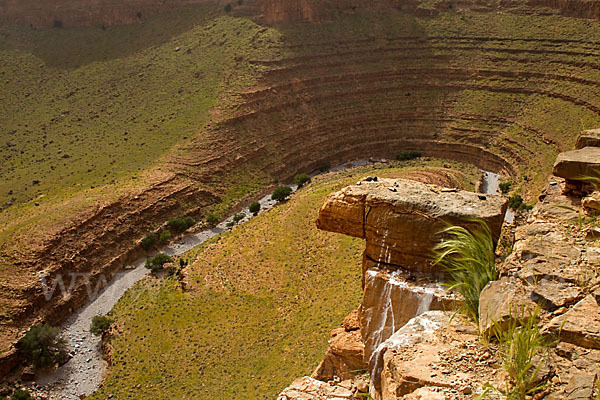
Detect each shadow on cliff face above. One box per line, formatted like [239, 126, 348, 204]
[0, 4, 221, 68]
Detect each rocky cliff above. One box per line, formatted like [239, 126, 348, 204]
[279, 133, 600, 399]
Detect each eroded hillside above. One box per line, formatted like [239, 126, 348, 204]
[3, 1, 600, 389]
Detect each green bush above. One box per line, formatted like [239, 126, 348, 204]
[433, 220, 497, 322]
[499, 181, 512, 194]
[294, 173, 311, 188]
[168, 216, 195, 233]
[206, 214, 219, 225]
[224, 3, 232, 12]
[141, 233, 158, 251]
[159, 229, 172, 244]
[145, 253, 173, 272]
[249, 202, 261, 215]
[318, 161, 331, 172]
[18, 324, 67, 368]
[271, 186, 292, 202]
[233, 213, 245, 223]
[509, 194, 533, 211]
[396, 150, 422, 161]
[90, 315, 113, 336]
[11, 390, 33, 400]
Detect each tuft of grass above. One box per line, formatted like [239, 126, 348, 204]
[90, 315, 113, 336]
[490, 308, 551, 400]
[433, 220, 497, 322]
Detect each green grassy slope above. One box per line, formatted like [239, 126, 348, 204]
[88, 161, 478, 400]
[0, 5, 282, 210]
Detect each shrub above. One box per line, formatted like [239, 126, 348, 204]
[271, 186, 292, 202]
[318, 161, 331, 172]
[18, 324, 67, 368]
[499, 181, 512, 194]
[233, 213, 245, 223]
[226, 221, 235, 228]
[294, 173, 311, 188]
[136, 11, 142, 18]
[145, 253, 173, 272]
[508, 194, 533, 211]
[53, 19, 63, 28]
[168, 216, 195, 233]
[159, 229, 172, 244]
[90, 315, 113, 336]
[11, 390, 33, 400]
[433, 220, 497, 322]
[489, 308, 550, 399]
[206, 214, 219, 224]
[396, 150, 422, 161]
[224, 3, 232, 12]
[141, 233, 158, 251]
[249, 202, 261, 215]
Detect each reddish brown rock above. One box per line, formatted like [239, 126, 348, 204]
[312, 327, 366, 382]
[277, 376, 355, 400]
[545, 295, 600, 349]
[316, 178, 507, 273]
[373, 311, 500, 400]
[478, 276, 537, 335]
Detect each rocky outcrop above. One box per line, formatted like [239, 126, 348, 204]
[553, 147, 600, 190]
[545, 295, 600, 350]
[374, 311, 501, 400]
[316, 178, 507, 273]
[312, 311, 367, 382]
[277, 377, 356, 400]
[576, 129, 600, 149]
[360, 267, 454, 361]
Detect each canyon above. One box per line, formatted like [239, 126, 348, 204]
[1, 0, 600, 398]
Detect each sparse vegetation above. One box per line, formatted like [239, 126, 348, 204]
[396, 150, 422, 161]
[168, 216, 195, 233]
[159, 229, 173, 244]
[90, 315, 113, 336]
[206, 214, 219, 225]
[509, 194, 533, 211]
[249, 201, 261, 215]
[233, 213, 245, 223]
[10, 390, 34, 400]
[271, 186, 292, 202]
[487, 308, 551, 399]
[318, 161, 331, 172]
[144, 253, 173, 273]
[434, 220, 497, 322]
[499, 181, 512, 194]
[17, 324, 67, 368]
[294, 173, 311, 188]
[141, 233, 158, 251]
[224, 3, 232, 12]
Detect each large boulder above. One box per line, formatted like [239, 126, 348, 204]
[316, 178, 507, 273]
[545, 295, 600, 349]
[576, 129, 600, 149]
[360, 266, 455, 362]
[372, 311, 500, 400]
[478, 276, 537, 336]
[553, 147, 600, 183]
[311, 327, 366, 381]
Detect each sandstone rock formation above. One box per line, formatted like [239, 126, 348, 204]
[553, 147, 600, 186]
[316, 178, 507, 273]
[360, 267, 454, 361]
[576, 129, 600, 149]
[277, 376, 356, 400]
[374, 311, 501, 400]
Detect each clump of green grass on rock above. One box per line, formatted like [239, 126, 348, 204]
[11, 390, 34, 400]
[433, 220, 497, 322]
[18, 324, 67, 368]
